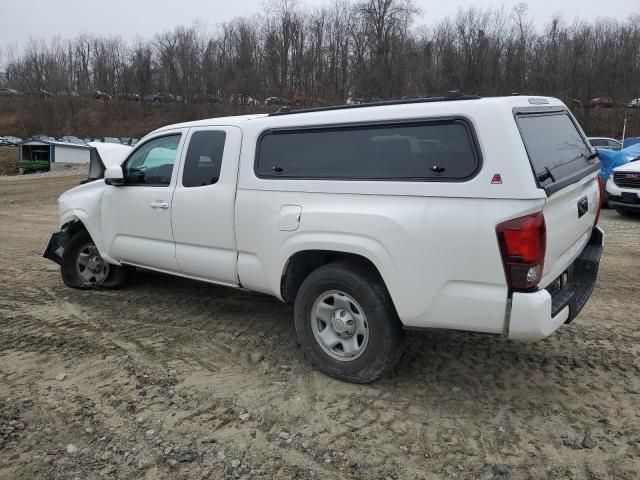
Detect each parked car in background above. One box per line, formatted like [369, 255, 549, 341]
[587, 97, 614, 108]
[192, 93, 223, 104]
[115, 93, 141, 102]
[144, 92, 180, 103]
[606, 145, 640, 216]
[60, 136, 86, 145]
[230, 93, 258, 106]
[93, 90, 113, 101]
[292, 95, 308, 106]
[31, 135, 55, 142]
[623, 137, 640, 149]
[628, 98, 640, 108]
[102, 137, 122, 144]
[597, 142, 640, 205]
[588, 137, 622, 151]
[265, 96, 290, 106]
[44, 95, 603, 383]
[0, 88, 23, 97]
[3, 136, 23, 145]
[346, 97, 366, 105]
[25, 89, 53, 98]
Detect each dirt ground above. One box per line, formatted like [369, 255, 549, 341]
[0, 147, 18, 175]
[0, 172, 638, 480]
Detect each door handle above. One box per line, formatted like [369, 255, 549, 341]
[149, 201, 169, 210]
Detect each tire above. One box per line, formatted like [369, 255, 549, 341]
[616, 208, 640, 217]
[294, 261, 407, 383]
[61, 230, 128, 289]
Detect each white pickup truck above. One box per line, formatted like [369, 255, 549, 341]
[44, 95, 604, 383]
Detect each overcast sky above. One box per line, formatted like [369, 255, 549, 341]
[1, 0, 638, 52]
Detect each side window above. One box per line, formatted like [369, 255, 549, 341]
[122, 134, 181, 186]
[255, 120, 480, 181]
[182, 130, 226, 187]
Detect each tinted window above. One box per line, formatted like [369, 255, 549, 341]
[517, 113, 593, 186]
[256, 121, 479, 180]
[123, 134, 181, 186]
[182, 130, 226, 187]
[589, 139, 607, 147]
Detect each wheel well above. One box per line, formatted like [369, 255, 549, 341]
[62, 219, 88, 238]
[280, 250, 385, 304]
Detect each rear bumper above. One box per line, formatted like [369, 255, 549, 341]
[508, 227, 603, 340]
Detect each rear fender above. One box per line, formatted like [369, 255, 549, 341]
[277, 232, 399, 303]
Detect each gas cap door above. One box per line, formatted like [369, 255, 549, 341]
[277, 205, 302, 232]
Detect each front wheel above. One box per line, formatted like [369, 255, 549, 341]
[61, 231, 128, 289]
[294, 261, 407, 383]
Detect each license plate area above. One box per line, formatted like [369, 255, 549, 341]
[621, 191, 640, 203]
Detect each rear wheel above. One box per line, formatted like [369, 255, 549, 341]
[294, 261, 406, 383]
[61, 231, 128, 289]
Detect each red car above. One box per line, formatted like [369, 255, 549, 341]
[587, 97, 614, 108]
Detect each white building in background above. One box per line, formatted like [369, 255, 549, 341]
[18, 139, 91, 171]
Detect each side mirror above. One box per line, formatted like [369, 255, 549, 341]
[105, 165, 124, 186]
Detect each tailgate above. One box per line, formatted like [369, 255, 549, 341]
[515, 108, 601, 288]
[540, 173, 599, 287]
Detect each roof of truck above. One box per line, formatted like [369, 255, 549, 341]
[152, 96, 565, 134]
[153, 114, 268, 133]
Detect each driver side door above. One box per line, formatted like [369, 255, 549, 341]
[101, 130, 185, 273]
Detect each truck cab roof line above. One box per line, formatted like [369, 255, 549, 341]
[269, 94, 482, 116]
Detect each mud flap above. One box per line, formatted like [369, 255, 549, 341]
[43, 231, 72, 266]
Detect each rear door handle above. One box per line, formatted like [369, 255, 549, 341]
[150, 201, 169, 210]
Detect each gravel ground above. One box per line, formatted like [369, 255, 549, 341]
[0, 174, 638, 480]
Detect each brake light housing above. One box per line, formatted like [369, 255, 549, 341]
[496, 212, 546, 290]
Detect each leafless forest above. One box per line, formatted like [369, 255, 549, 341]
[1, 0, 639, 137]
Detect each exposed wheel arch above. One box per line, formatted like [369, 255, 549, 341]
[280, 250, 392, 307]
[62, 218, 89, 237]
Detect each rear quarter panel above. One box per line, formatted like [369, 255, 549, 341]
[236, 190, 546, 332]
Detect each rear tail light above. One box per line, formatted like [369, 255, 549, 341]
[496, 212, 546, 290]
[594, 177, 603, 226]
